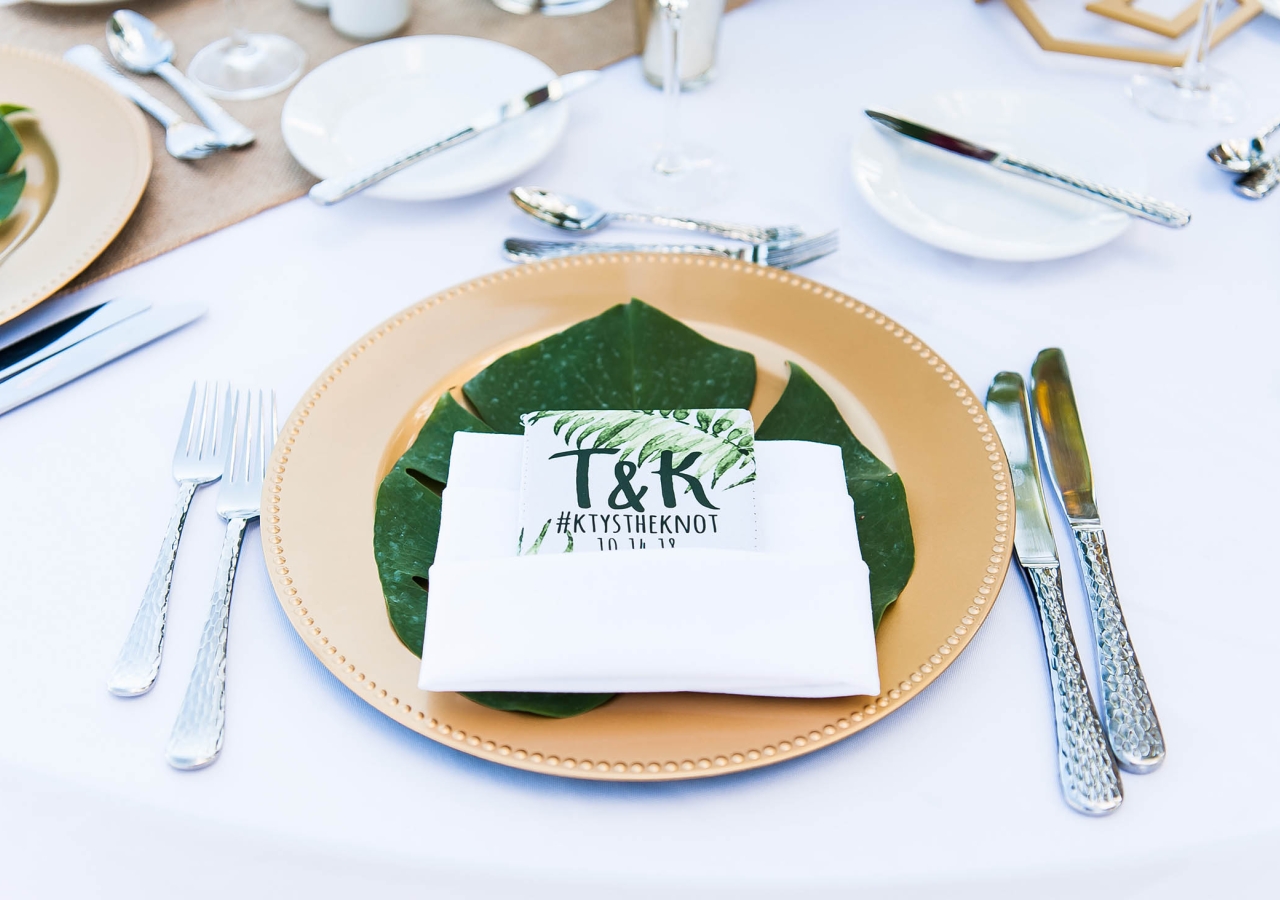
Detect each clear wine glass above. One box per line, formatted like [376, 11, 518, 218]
[1128, 0, 1246, 126]
[187, 0, 307, 101]
[622, 0, 727, 211]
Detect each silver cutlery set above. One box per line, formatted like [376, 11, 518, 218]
[1207, 117, 1280, 199]
[107, 382, 276, 770]
[65, 10, 255, 161]
[986, 350, 1164, 816]
[505, 185, 838, 268]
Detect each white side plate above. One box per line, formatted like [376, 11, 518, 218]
[851, 90, 1148, 261]
[282, 35, 570, 202]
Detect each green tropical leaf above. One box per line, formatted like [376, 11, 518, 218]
[373, 302, 915, 718]
[0, 170, 24, 222]
[0, 105, 28, 118]
[406, 393, 494, 485]
[0, 114, 20, 173]
[756, 362, 914, 628]
[463, 299, 757, 433]
[373, 435, 443, 657]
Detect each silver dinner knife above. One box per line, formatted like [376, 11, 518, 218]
[865, 109, 1192, 228]
[986, 371, 1123, 816]
[1030, 348, 1165, 773]
[0, 302, 206, 416]
[0, 297, 150, 383]
[309, 70, 601, 205]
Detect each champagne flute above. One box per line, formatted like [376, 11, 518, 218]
[187, 0, 307, 101]
[622, 0, 727, 211]
[1128, 0, 1246, 125]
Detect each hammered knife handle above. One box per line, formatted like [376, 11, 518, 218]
[165, 516, 248, 770]
[107, 480, 198, 697]
[996, 155, 1191, 228]
[1071, 527, 1165, 773]
[1023, 563, 1123, 815]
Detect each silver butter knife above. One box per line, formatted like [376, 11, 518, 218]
[986, 371, 1123, 816]
[0, 302, 206, 416]
[310, 70, 600, 205]
[1030, 349, 1165, 773]
[866, 109, 1191, 228]
[0, 297, 150, 383]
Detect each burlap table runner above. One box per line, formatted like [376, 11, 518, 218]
[1, 0, 744, 294]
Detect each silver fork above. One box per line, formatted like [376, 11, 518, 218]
[166, 389, 276, 770]
[503, 229, 840, 269]
[107, 382, 231, 697]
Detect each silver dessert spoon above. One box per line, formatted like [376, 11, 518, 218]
[510, 186, 804, 243]
[1207, 117, 1280, 174]
[107, 10, 254, 149]
[1235, 160, 1279, 199]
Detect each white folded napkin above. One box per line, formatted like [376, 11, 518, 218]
[419, 433, 880, 698]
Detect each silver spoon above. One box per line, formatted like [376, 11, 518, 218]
[106, 10, 254, 149]
[510, 186, 805, 244]
[1235, 160, 1278, 199]
[1207, 117, 1280, 174]
[64, 45, 220, 161]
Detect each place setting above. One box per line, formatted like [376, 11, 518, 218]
[2, 0, 1175, 794]
[5, 0, 1278, 893]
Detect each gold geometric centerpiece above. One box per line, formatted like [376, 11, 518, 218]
[980, 0, 1262, 66]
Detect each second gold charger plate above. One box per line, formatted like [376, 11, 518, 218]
[264, 256, 1013, 781]
[0, 47, 151, 326]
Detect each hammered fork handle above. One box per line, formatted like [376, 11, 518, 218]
[166, 516, 248, 770]
[1071, 526, 1165, 773]
[107, 480, 199, 696]
[1023, 563, 1123, 816]
[611, 212, 803, 243]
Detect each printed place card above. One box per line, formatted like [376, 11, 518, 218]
[519, 409, 757, 554]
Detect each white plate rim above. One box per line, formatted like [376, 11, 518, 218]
[280, 34, 569, 202]
[850, 89, 1142, 262]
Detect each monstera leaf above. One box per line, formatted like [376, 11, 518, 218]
[375, 300, 757, 717]
[756, 363, 914, 627]
[463, 299, 757, 433]
[373, 299, 914, 717]
[0, 105, 28, 222]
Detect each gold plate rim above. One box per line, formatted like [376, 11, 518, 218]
[0, 45, 152, 326]
[262, 255, 1013, 781]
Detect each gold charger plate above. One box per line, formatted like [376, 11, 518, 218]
[264, 256, 1013, 781]
[0, 47, 151, 326]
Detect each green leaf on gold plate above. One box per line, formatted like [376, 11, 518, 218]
[373, 299, 914, 717]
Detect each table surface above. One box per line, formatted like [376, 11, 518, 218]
[3, 1, 1279, 897]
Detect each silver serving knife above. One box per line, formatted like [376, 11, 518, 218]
[1030, 349, 1165, 774]
[0, 297, 150, 383]
[0, 302, 205, 416]
[865, 109, 1192, 228]
[986, 371, 1122, 816]
[310, 70, 601, 206]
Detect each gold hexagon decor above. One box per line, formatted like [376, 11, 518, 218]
[979, 0, 1262, 66]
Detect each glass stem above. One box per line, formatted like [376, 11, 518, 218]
[1176, 0, 1221, 91]
[655, 0, 688, 175]
[224, 0, 250, 50]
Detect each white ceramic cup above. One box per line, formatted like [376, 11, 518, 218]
[329, 0, 411, 40]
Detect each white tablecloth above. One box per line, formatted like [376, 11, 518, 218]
[3, 1, 1279, 896]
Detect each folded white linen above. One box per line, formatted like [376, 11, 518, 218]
[419, 434, 880, 698]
